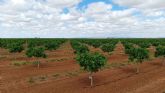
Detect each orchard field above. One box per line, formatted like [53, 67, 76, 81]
[0, 38, 165, 93]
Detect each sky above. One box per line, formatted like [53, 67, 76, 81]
[0, 0, 165, 38]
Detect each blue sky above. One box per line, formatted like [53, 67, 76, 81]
[78, 0, 111, 8]
[0, 0, 165, 38]
[77, 0, 127, 11]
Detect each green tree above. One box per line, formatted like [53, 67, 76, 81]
[8, 43, 24, 53]
[155, 46, 165, 65]
[45, 42, 58, 50]
[128, 48, 149, 74]
[26, 47, 46, 68]
[76, 52, 107, 86]
[71, 41, 89, 54]
[101, 43, 115, 53]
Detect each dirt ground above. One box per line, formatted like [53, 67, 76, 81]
[1, 42, 165, 93]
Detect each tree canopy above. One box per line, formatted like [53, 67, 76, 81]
[155, 46, 165, 57]
[128, 48, 149, 63]
[8, 42, 24, 53]
[76, 52, 107, 73]
[26, 47, 46, 58]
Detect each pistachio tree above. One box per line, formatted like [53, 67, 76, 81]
[155, 46, 165, 65]
[26, 47, 46, 68]
[128, 48, 149, 74]
[76, 52, 107, 86]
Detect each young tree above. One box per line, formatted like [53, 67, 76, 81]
[128, 48, 149, 74]
[155, 46, 165, 65]
[76, 52, 107, 86]
[26, 47, 46, 68]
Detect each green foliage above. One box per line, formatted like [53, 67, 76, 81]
[8, 42, 24, 53]
[0, 39, 25, 49]
[0, 40, 2, 47]
[28, 41, 37, 48]
[90, 42, 102, 48]
[44, 42, 58, 50]
[120, 38, 165, 48]
[76, 52, 107, 73]
[26, 47, 46, 58]
[71, 41, 89, 54]
[122, 41, 150, 63]
[44, 40, 65, 50]
[78, 39, 118, 48]
[155, 46, 165, 57]
[138, 43, 151, 48]
[27, 39, 66, 49]
[122, 42, 134, 54]
[128, 48, 149, 63]
[101, 43, 115, 52]
[123, 43, 133, 50]
[76, 45, 89, 54]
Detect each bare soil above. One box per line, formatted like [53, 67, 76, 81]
[1, 42, 165, 93]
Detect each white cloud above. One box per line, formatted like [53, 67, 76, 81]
[0, 0, 165, 38]
[61, 13, 76, 21]
[113, 0, 165, 17]
[46, 0, 82, 8]
[86, 2, 112, 14]
[113, 0, 165, 10]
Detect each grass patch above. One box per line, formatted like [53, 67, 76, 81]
[38, 76, 47, 81]
[52, 73, 60, 78]
[0, 56, 6, 59]
[104, 63, 112, 69]
[104, 62, 129, 69]
[47, 58, 69, 62]
[108, 52, 113, 55]
[12, 61, 30, 66]
[28, 77, 35, 83]
[32, 61, 40, 67]
[65, 72, 79, 77]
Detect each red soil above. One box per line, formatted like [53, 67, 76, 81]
[1, 42, 165, 93]
[108, 42, 129, 63]
[87, 42, 129, 63]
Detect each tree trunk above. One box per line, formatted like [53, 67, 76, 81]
[37, 62, 40, 69]
[136, 63, 139, 74]
[89, 72, 93, 87]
